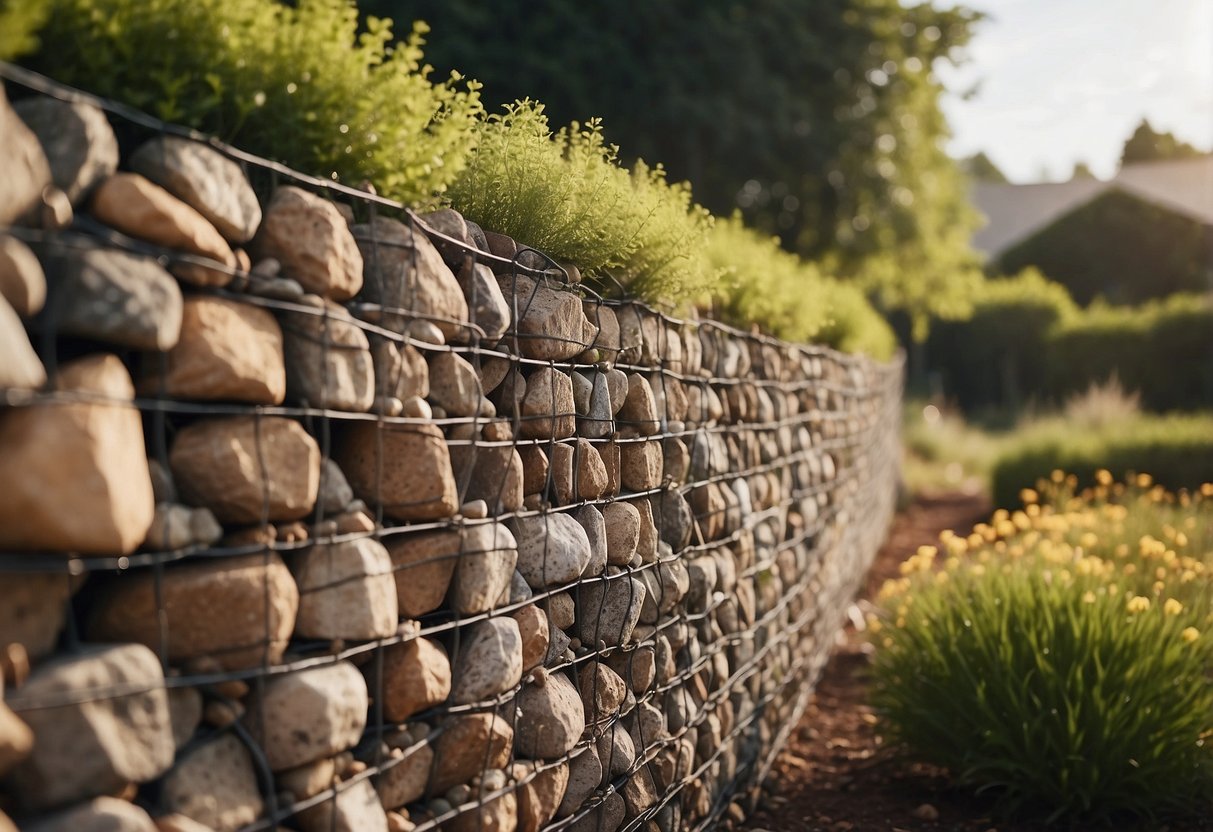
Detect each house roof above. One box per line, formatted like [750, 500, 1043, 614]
[970, 155, 1213, 258]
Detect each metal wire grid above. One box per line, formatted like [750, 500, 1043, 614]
[0, 62, 903, 832]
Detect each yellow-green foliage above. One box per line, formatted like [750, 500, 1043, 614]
[446, 100, 716, 304]
[873, 476, 1213, 824]
[706, 215, 897, 359]
[0, 0, 50, 60]
[29, 0, 483, 204]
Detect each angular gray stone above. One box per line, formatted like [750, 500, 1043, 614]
[573, 505, 608, 578]
[7, 644, 174, 810]
[457, 259, 510, 343]
[280, 301, 375, 412]
[557, 745, 601, 818]
[576, 573, 646, 647]
[14, 97, 117, 205]
[450, 617, 523, 705]
[293, 537, 398, 641]
[38, 243, 183, 351]
[371, 336, 429, 403]
[354, 216, 468, 339]
[296, 778, 388, 832]
[448, 522, 518, 615]
[243, 662, 368, 771]
[129, 135, 262, 244]
[511, 513, 592, 589]
[161, 733, 264, 832]
[514, 672, 585, 760]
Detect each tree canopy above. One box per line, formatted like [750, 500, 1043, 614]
[360, 0, 983, 336]
[1120, 119, 1205, 167]
[961, 151, 1009, 183]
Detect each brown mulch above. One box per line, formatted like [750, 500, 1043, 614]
[740, 490, 1213, 832]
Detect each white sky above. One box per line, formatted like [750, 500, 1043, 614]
[937, 0, 1213, 182]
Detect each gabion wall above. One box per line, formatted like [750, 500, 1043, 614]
[0, 67, 902, 832]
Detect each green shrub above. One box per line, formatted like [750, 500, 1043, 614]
[991, 413, 1213, 508]
[997, 189, 1212, 306]
[872, 479, 1213, 824]
[926, 269, 1075, 411]
[0, 0, 51, 60]
[1046, 293, 1213, 411]
[704, 214, 896, 359]
[445, 100, 716, 304]
[27, 0, 482, 204]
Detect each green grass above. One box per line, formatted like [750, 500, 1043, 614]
[872, 478, 1213, 825]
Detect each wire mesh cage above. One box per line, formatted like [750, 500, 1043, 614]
[0, 63, 903, 832]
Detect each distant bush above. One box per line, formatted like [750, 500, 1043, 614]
[991, 413, 1213, 508]
[28, 0, 483, 204]
[926, 269, 1075, 410]
[997, 188, 1212, 305]
[873, 477, 1213, 824]
[1046, 293, 1213, 411]
[446, 100, 716, 304]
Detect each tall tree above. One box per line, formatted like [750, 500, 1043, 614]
[1120, 119, 1203, 166]
[360, 0, 982, 336]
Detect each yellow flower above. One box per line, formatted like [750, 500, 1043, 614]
[1081, 591, 1096, 604]
[1175, 532, 1188, 548]
[1127, 595, 1151, 614]
[1164, 598, 1184, 616]
[1200, 483, 1213, 497]
[1020, 488, 1039, 505]
[1136, 473, 1153, 488]
[1095, 469, 1113, 486]
[1181, 627, 1200, 643]
[1079, 532, 1098, 549]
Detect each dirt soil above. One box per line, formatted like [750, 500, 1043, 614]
[740, 491, 1212, 832]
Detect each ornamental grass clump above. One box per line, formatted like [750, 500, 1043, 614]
[871, 473, 1213, 825]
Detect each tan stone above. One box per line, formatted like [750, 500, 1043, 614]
[149, 296, 285, 403]
[520, 367, 576, 440]
[0, 699, 31, 779]
[0, 86, 52, 226]
[448, 522, 519, 615]
[383, 529, 460, 618]
[496, 274, 594, 361]
[619, 440, 663, 492]
[22, 797, 158, 832]
[87, 552, 299, 671]
[170, 416, 319, 525]
[445, 788, 517, 832]
[335, 422, 457, 522]
[0, 234, 45, 316]
[518, 445, 550, 496]
[90, 173, 237, 286]
[254, 186, 362, 300]
[551, 439, 609, 504]
[295, 778, 388, 832]
[513, 760, 569, 832]
[0, 354, 154, 555]
[293, 538, 398, 641]
[511, 604, 550, 672]
[377, 638, 451, 722]
[0, 571, 72, 660]
[428, 713, 513, 794]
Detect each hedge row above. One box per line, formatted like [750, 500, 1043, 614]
[928, 272, 1213, 412]
[990, 414, 1213, 508]
[15, 0, 896, 358]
